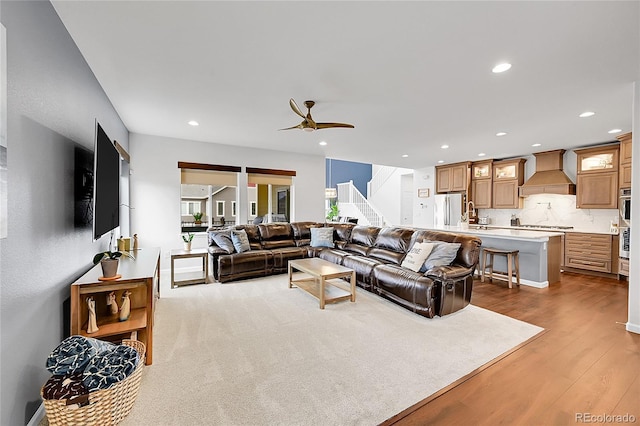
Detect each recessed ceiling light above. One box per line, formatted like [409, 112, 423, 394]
[401, 154, 409, 158]
[437, 160, 444, 164]
[579, 111, 595, 118]
[532, 143, 542, 147]
[440, 144, 449, 149]
[608, 129, 622, 134]
[496, 132, 507, 137]
[188, 120, 199, 126]
[478, 153, 486, 157]
[319, 141, 327, 146]
[492, 63, 512, 73]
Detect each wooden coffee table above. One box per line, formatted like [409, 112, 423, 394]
[288, 258, 356, 309]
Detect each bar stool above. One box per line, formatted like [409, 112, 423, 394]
[481, 247, 520, 288]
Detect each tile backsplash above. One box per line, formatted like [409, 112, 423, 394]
[477, 193, 619, 233]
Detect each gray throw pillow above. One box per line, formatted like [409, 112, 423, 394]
[310, 227, 334, 248]
[231, 229, 251, 253]
[211, 230, 235, 254]
[420, 241, 461, 272]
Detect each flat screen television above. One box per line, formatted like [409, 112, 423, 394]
[92, 121, 120, 240]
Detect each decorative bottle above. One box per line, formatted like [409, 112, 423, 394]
[119, 290, 131, 322]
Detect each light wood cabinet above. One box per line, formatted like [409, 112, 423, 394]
[492, 158, 525, 209]
[618, 132, 632, 189]
[575, 145, 619, 209]
[70, 248, 160, 365]
[470, 160, 492, 208]
[565, 233, 617, 274]
[471, 179, 492, 209]
[619, 257, 629, 277]
[436, 162, 470, 193]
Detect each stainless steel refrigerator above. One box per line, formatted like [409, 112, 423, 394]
[434, 193, 464, 227]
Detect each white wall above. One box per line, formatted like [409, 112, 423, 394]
[367, 166, 413, 225]
[412, 166, 436, 228]
[129, 133, 325, 267]
[628, 80, 640, 334]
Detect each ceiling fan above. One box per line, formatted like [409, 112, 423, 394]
[279, 98, 354, 132]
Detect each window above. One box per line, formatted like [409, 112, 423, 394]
[180, 201, 201, 215]
[179, 162, 240, 232]
[247, 168, 296, 223]
[231, 201, 237, 217]
[249, 201, 257, 217]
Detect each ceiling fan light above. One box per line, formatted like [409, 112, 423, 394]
[492, 63, 512, 73]
[303, 127, 315, 132]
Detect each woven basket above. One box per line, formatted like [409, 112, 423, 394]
[41, 339, 145, 426]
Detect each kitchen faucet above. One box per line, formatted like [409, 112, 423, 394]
[466, 201, 475, 218]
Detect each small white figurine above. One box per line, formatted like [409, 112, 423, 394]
[119, 290, 132, 322]
[86, 297, 99, 334]
[106, 291, 118, 315]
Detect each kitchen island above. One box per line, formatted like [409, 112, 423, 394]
[424, 225, 563, 288]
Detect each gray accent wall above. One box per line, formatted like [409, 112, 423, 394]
[0, 2, 128, 424]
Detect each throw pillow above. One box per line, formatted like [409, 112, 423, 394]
[420, 241, 461, 272]
[310, 227, 334, 248]
[231, 229, 251, 253]
[211, 230, 235, 254]
[401, 242, 435, 272]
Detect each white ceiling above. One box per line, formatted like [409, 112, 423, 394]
[52, 1, 639, 169]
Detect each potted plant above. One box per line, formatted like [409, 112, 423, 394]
[326, 202, 339, 222]
[182, 232, 194, 251]
[193, 212, 203, 225]
[93, 251, 129, 278]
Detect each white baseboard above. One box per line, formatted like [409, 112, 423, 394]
[626, 322, 640, 334]
[476, 272, 548, 288]
[27, 402, 45, 426]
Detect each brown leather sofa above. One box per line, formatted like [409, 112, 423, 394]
[208, 222, 481, 318]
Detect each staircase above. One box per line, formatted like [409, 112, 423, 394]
[336, 181, 385, 226]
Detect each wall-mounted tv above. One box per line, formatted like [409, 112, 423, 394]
[92, 121, 120, 240]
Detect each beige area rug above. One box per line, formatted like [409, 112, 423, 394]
[123, 275, 543, 426]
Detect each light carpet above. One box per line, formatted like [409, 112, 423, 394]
[123, 274, 543, 426]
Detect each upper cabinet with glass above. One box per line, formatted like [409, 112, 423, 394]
[494, 160, 523, 180]
[575, 145, 619, 174]
[472, 161, 492, 180]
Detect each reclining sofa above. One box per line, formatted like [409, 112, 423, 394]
[207, 222, 481, 318]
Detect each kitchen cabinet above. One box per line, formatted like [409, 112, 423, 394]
[565, 233, 618, 274]
[619, 258, 629, 277]
[436, 162, 471, 193]
[492, 158, 525, 209]
[575, 145, 619, 209]
[471, 160, 492, 208]
[618, 132, 632, 189]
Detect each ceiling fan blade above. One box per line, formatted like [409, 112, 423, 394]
[316, 122, 355, 129]
[278, 123, 304, 131]
[289, 98, 306, 119]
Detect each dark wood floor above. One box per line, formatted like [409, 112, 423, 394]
[386, 272, 640, 426]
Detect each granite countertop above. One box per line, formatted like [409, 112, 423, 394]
[425, 225, 564, 241]
[470, 224, 618, 235]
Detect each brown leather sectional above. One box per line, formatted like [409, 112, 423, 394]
[208, 222, 481, 318]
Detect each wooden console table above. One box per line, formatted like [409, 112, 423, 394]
[70, 248, 160, 365]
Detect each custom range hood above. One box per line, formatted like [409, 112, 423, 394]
[519, 149, 576, 196]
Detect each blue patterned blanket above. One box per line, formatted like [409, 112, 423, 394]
[46, 336, 114, 376]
